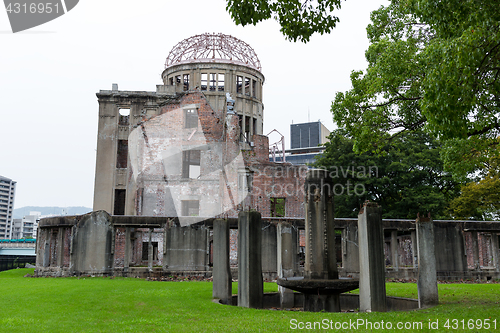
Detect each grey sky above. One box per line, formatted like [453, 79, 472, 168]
[0, 0, 386, 208]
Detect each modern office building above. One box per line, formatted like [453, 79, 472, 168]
[270, 121, 330, 165]
[290, 121, 330, 149]
[0, 176, 16, 239]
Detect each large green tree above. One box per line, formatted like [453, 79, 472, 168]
[332, 0, 500, 181]
[225, 0, 341, 42]
[314, 130, 459, 219]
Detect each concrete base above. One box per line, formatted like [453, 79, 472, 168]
[304, 294, 340, 312]
[277, 277, 359, 312]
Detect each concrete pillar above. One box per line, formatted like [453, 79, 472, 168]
[57, 227, 64, 268]
[471, 231, 480, 271]
[342, 224, 360, 275]
[261, 222, 278, 280]
[111, 227, 115, 270]
[148, 228, 153, 272]
[491, 233, 499, 273]
[238, 211, 263, 308]
[162, 223, 168, 271]
[43, 231, 50, 268]
[124, 227, 131, 270]
[303, 169, 339, 312]
[416, 216, 439, 308]
[411, 230, 417, 268]
[213, 219, 232, 305]
[277, 222, 297, 308]
[304, 169, 337, 280]
[391, 230, 399, 271]
[358, 202, 386, 312]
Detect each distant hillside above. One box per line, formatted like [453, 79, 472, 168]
[13, 206, 92, 219]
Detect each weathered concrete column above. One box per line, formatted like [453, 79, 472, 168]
[304, 169, 337, 280]
[111, 227, 115, 270]
[261, 222, 278, 280]
[43, 229, 50, 268]
[124, 227, 131, 271]
[411, 230, 417, 268]
[416, 215, 439, 308]
[471, 231, 480, 271]
[358, 202, 386, 312]
[57, 227, 64, 269]
[391, 230, 399, 271]
[238, 211, 263, 308]
[277, 222, 297, 308]
[213, 219, 232, 305]
[148, 228, 153, 272]
[491, 233, 499, 273]
[304, 169, 339, 312]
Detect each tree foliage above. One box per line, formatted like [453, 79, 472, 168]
[332, 0, 500, 180]
[313, 130, 459, 219]
[225, 0, 341, 42]
[448, 156, 500, 220]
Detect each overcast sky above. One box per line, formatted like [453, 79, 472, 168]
[0, 0, 387, 209]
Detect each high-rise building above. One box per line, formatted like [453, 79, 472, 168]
[0, 176, 16, 239]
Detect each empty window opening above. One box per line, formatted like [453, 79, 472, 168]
[175, 75, 181, 85]
[142, 241, 159, 261]
[209, 73, 217, 91]
[119, 108, 130, 126]
[183, 74, 190, 91]
[237, 76, 243, 93]
[201, 73, 208, 91]
[169, 77, 173, 86]
[245, 116, 251, 141]
[185, 109, 198, 128]
[253, 117, 257, 135]
[182, 150, 201, 179]
[116, 140, 128, 168]
[244, 77, 250, 96]
[113, 189, 126, 215]
[252, 80, 257, 97]
[218, 73, 225, 91]
[270, 198, 285, 217]
[238, 115, 244, 142]
[182, 200, 199, 216]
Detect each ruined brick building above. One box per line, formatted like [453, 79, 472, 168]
[35, 34, 500, 280]
[92, 33, 306, 221]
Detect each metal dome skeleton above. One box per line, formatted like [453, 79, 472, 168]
[165, 33, 262, 72]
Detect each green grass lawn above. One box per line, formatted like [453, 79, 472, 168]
[0, 269, 499, 332]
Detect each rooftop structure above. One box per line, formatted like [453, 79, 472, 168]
[165, 33, 262, 71]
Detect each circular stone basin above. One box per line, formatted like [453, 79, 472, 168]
[277, 277, 359, 295]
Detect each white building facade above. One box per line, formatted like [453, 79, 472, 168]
[0, 176, 16, 239]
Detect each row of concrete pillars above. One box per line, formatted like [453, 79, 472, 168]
[213, 207, 439, 311]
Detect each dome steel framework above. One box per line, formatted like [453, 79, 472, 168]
[165, 33, 262, 72]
